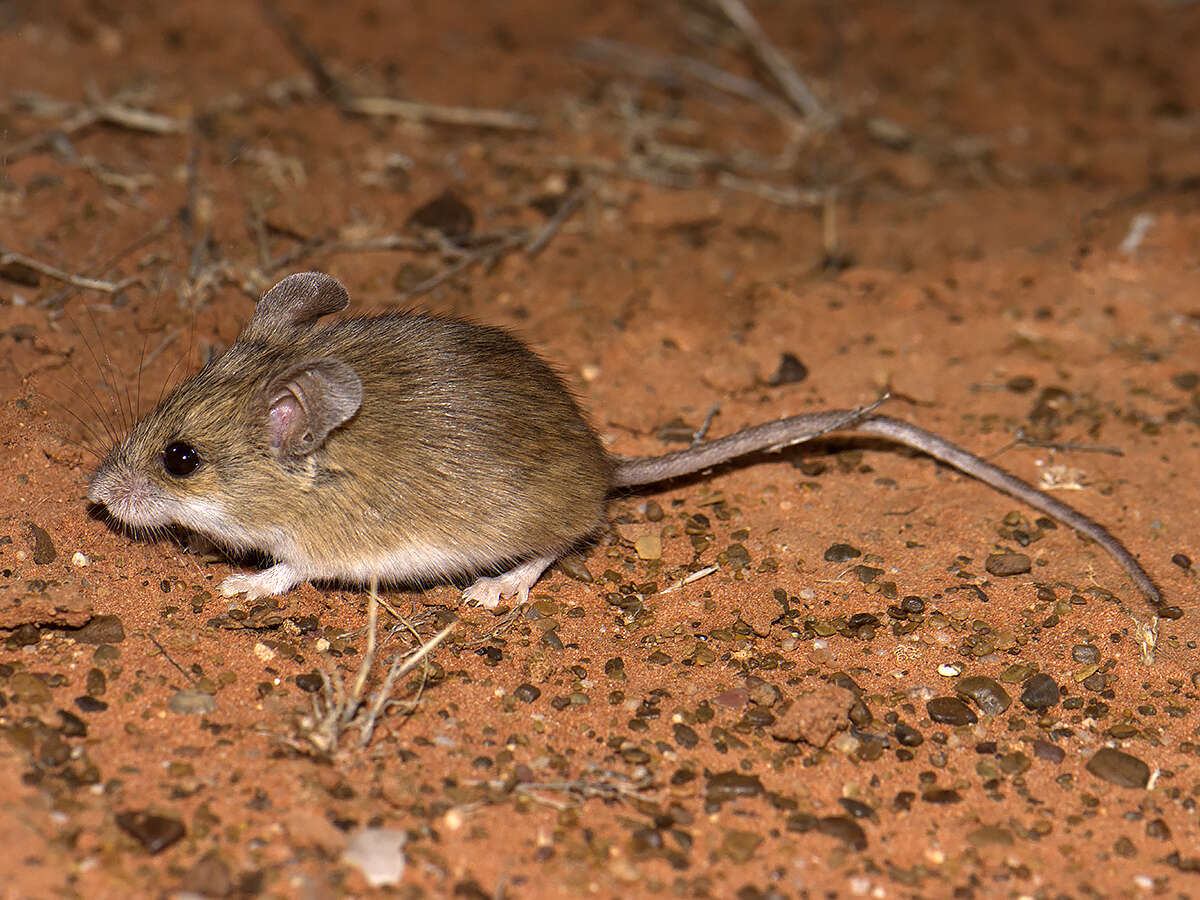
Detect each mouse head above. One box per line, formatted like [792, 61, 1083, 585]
[88, 273, 363, 542]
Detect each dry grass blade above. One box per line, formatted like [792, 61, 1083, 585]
[340, 96, 540, 131]
[4, 89, 186, 160]
[525, 185, 588, 259]
[710, 0, 826, 121]
[260, 0, 538, 130]
[573, 37, 796, 121]
[1, 249, 141, 296]
[290, 579, 457, 755]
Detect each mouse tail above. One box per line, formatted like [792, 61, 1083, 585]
[610, 406, 880, 489]
[850, 415, 1162, 612]
[612, 409, 1160, 615]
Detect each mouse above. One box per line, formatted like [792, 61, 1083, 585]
[87, 271, 1162, 624]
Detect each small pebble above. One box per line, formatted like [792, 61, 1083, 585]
[342, 827, 407, 887]
[926, 697, 977, 726]
[894, 722, 924, 747]
[955, 676, 1012, 715]
[168, 689, 216, 716]
[1020, 673, 1061, 710]
[28, 522, 56, 565]
[768, 352, 809, 386]
[74, 695, 108, 713]
[1071, 644, 1101, 665]
[115, 810, 186, 855]
[824, 543, 862, 562]
[1086, 747, 1150, 789]
[513, 683, 541, 703]
[634, 533, 662, 560]
[705, 771, 764, 807]
[71, 615, 126, 645]
[816, 816, 867, 850]
[1030, 739, 1065, 764]
[985, 551, 1031, 576]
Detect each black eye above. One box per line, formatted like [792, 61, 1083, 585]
[162, 441, 201, 477]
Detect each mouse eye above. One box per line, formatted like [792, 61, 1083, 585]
[162, 441, 201, 477]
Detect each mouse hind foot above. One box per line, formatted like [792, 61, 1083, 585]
[462, 555, 556, 610]
[220, 562, 304, 601]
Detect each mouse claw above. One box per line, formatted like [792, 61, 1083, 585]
[461, 555, 556, 610]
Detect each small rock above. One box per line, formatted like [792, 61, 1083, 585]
[713, 687, 749, 709]
[71, 615, 125, 644]
[634, 533, 662, 560]
[1020, 673, 1061, 710]
[406, 189, 473, 241]
[115, 810, 186, 854]
[985, 551, 1031, 577]
[926, 697, 977, 726]
[28, 522, 56, 565]
[966, 825, 1014, 847]
[705, 771, 764, 807]
[513, 683, 541, 703]
[180, 852, 233, 897]
[7, 623, 40, 648]
[555, 554, 593, 582]
[1086, 747, 1151, 789]
[168, 689, 216, 716]
[1030, 739, 1065, 764]
[824, 543, 862, 562]
[1071, 644, 1101, 664]
[343, 827, 407, 887]
[955, 676, 1012, 715]
[720, 829, 763, 863]
[816, 816, 867, 851]
[768, 352, 808, 386]
[9, 672, 51, 704]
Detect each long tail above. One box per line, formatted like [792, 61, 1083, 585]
[611, 412, 1161, 611]
[611, 401, 885, 488]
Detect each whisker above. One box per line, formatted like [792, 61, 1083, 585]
[68, 307, 127, 437]
[46, 366, 118, 447]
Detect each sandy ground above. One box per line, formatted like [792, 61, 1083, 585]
[2, 1, 1200, 897]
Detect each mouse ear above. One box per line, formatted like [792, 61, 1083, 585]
[245, 272, 350, 340]
[264, 358, 363, 457]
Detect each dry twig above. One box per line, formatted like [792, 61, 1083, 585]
[292, 579, 456, 755]
[710, 0, 826, 121]
[573, 37, 795, 121]
[4, 89, 186, 160]
[260, 0, 538, 130]
[1, 248, 141, 296]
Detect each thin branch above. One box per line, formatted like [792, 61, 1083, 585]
[525, 185, 588, 258]
[711, 0, 826, 121]
[339, 96, 540, 131]
[1, 249, 141, 295]
[260, 0, 538, 131]
[573, 37, 795, 121]
[4, 89, 186, 160]
[259, 0, 351, 104]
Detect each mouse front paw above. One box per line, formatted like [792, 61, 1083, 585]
[219, 564, 302, 601]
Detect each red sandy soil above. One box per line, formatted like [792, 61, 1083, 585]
[2, 1, 1200, 897]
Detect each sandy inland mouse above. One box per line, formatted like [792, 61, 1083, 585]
[88, 272, 1161, 620]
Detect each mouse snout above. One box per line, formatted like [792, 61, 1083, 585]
[88, 461, 155, 524]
